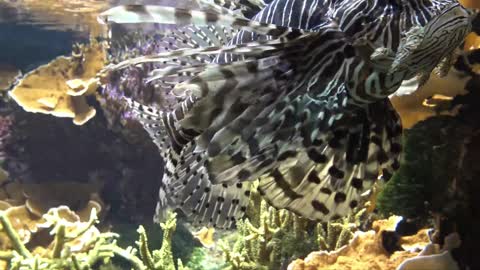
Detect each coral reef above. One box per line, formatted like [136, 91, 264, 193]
[97, 29, 176, 140]
[0, 204, 184, 270]
[314, 209, 366, 252]
[377, 47, 480, 269]
[9, 39, 105, 125]
[218, 188, 363, 270]
[288, 216, 430, 270]
[397, 232, 461, 270]
[376, 115, 466, 221]
[0, 97, 162, 224]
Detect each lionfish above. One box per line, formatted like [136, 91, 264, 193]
[98, 0, 475, 229]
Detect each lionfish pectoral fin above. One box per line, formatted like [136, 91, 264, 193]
[195, 0, 266, 18]
[161, 142, 252, 229]
[124, 98, 170, 156]
[257, 99, 403, 222]
[98, 5, 305, 38]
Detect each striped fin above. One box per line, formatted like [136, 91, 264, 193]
[127, 95, 252, 229]
[98, 5, 306, 38]
[179, 86, 401, 222]
[255, 99, 403, 221]
[126, 96, 199, 155]
[160, 142, 251, 229]
[147, 65, 211, 84]
[197, 0, 266, 18]
[158, 25, 238, 51]
[104, 31, 307, 76]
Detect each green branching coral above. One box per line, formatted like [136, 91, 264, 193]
[314, 209, 365, 251]
[0, 207, 185, 270]
[219, 186, 364, 270]
[218, 198, 304, 270]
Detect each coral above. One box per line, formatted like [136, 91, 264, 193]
[0, 175, 106, 222]
[218, 187, 363, 270]
[192, 227, 215, 248]
[0, 199, 103, 251]
[288, 216, 428, 270]
[376, 55, 480, 270]
[97, 29, 174, 142]
[8, 39, 105, 125]
[397, 232, 461, 270]
[389, 71, 468, 129]
[314, 209, 366, 252]
[459, 0, 480, 8]
[0, 204, 186, 270]
[0, 97, 163, 223]
[20, 181, 104, 218]
[0, 205, 42, 250]
[376, 116, 466, 221]
[463, 33, 480, 52]
[151, 211, 177, 270]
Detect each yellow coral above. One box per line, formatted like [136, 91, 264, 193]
[0, 205, 44, 249]
[464, 33, 480, 51]
[9, 41, 105, 125]
[459, 0, 480, 8]
[288, 216, 427, 270]
[192, 227, 216, 248]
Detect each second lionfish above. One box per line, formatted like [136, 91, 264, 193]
[98, 0, 476, 229]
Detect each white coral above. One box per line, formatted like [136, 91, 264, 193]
[396, 233, 461, 270]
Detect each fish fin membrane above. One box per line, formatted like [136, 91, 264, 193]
[127, 97, 251, 228]
[104, 30, 308, 72]
[162, 33, 315, 133]
[193, 93, 402, 222]
[255, 99, 403, 222]
[196, 0, 266, 18]
[157, 24, 239, 53]
[98, 5, 305, 38]
[155, 142, 251, 229]
[125, 96, 199, 155]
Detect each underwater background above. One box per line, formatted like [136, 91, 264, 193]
[1, 0, 480, 270]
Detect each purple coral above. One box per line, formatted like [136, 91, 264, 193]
[99, 30, 170, 129]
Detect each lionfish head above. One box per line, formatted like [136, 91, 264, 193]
[392, 2, 475, 76]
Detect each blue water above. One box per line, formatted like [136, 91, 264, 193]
[0, 22, 84, 71]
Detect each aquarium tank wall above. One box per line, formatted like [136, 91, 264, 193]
[1, 0, 480, 270]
